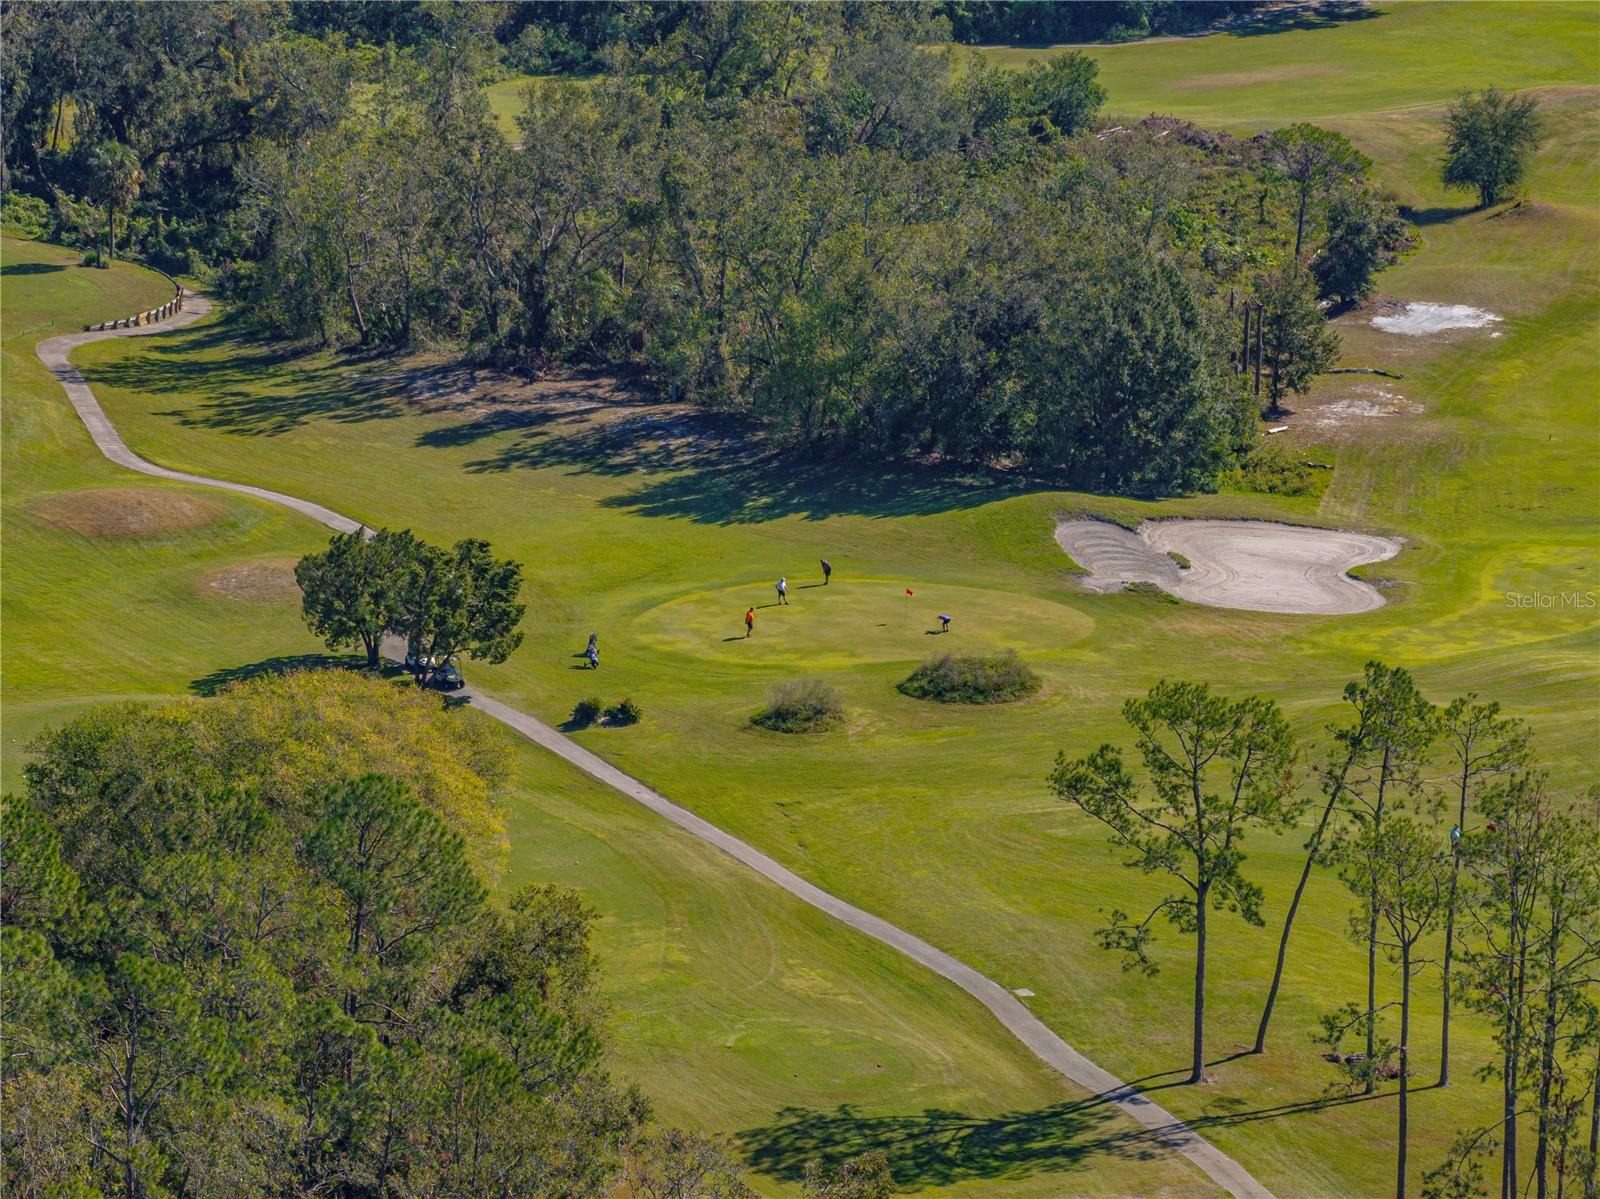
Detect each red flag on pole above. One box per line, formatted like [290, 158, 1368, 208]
[905, 587, 914, 596]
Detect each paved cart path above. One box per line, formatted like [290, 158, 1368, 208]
[39, 298, 1276, 1199]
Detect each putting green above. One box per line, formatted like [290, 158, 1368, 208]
[633, 580, 1096, 669]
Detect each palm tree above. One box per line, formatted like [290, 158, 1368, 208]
[90, 140, 143, 263]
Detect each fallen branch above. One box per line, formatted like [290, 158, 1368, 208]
[1328, 367, 1404, 379]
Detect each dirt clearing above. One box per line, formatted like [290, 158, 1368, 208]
[1056, 518, 1401, 615]
[196, 559, 301, 602]
[33, 487, 226, 539]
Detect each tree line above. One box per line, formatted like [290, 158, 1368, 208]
[4, 4, 1543, 492]
[4, 2, 1415, 495]
[1052, 664, 1599, 1199]
[1, 671, 894, 1199]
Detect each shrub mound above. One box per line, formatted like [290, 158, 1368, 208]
[570, 696, 641, 727]
[752, 679, 845, 733]
[606, 697, 642, 726]
[897, 651, 1040, 705]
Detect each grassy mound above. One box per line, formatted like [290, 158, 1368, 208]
[897, 651, 1040, 705]
[33, 486, 226, 538]
[752, 679, 845, 733]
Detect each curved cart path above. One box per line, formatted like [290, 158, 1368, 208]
[40, 299, 1275, 1199]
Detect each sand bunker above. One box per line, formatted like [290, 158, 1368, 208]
[33, 487, 226, 539]
[197, 559, 301, 602]
[1055, 518, 1401, 615]
[1371, 302, 1501, 336]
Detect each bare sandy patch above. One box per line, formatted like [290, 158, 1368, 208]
[1055, 518, 1400, 615]
[1305, 383, 1424, 431]
[1371, 301, 1502, 337]
[33, 487, 226, 539]
[196, 559, 301, 602]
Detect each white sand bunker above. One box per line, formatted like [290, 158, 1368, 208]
[1055, 519, 1401, 615]
[1371, 302, 1501, 336]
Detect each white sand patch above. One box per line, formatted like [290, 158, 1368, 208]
[1314, 389, 1422, 427]
[1056, 518, 1401, 615]
[1371, 302, 1502, 336]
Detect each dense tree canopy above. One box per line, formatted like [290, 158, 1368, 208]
[2, 0, 1398, 494]
[296, 528, 422, 668]
[2, 675, 645, 1199]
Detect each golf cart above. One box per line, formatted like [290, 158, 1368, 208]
[405, 650, 465, 690]
[430, 657, 465, 690]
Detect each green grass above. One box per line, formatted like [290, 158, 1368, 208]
[0, 239, 330, 773]
[974, 1, 1598, 125]
[5, 4, 1599, 1195]
[485, 72, 573, 139]
[0, 236, 1211, 1197]
[498, 730, 1213, 1197]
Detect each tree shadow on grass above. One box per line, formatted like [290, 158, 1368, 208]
[1224, 1, 1380, 37]
[87, 311, 1087, 523]
[736, 1100, 1156, 1189]
[447, 401, 1041, 524]
[1, 262, 66, 275]
[190, 652, 379, 696]
[84, 316, 406, 437]
[603, 454, 1039, 525]
[738, 1078, 1393, 1191]
[1400, 203, 1480, 227]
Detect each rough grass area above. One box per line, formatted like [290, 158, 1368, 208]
[194, 558, 300, 602]
[751, 679, 845, 733]
[1235, 444, 1325, 497]
[898, 650, 1041, 705]
[32, 486, 226, 538]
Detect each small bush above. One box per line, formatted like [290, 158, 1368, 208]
[1236, 443, 1323, 497]
[1125, 581, 1183, 605]
[897, 651, 1041, 705]
[752, 679, 845, 734]
[1, 192, 50, 240]
[606, 697, 642, 726]
[570, 696, 604, 727]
